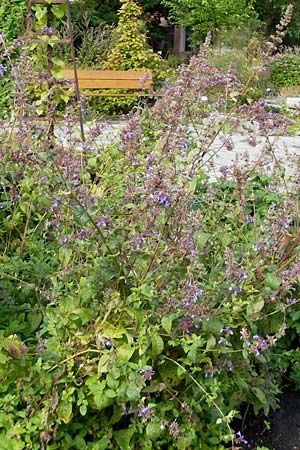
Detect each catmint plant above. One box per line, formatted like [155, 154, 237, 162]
[1, 6, 300, 449]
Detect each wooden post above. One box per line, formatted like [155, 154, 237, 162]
[173, 26, 186, 57]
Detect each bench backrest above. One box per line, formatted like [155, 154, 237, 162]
[60, 69, 153, 91]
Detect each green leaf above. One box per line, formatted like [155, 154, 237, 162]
[146, 421, 161, 440]
[79, 276, 94, 303]
[116, 344, 135, 361]
[222, 233, 234, 246]
[79, 404, 87, 416]
[162, 316, 172, 334]
[202, 318, 224, 335]
[72, 308, 92, 324]
[101, 324, 126, 338]
[74, 435, 86, 448]
[27, 311, 42, 331]
[57, 399, 73, 424]
[107, 373, 119, 390]
[151, 334, 164, 355]
[195, 231, 210, 246]
[242, 349, 248, 359]
[34, 6, 47, 22]
[60, 94, 71, 104]
[230, 91, 240, 98]
[51, 4, 66, 19]
[73, 207, 90, 226]
[143, 382, 166, 393]
[94, 392, 112, 411]
[126, 306, 143, 330]
[58, 247, 72, 266]
[247, 299, 264, 316]
[36, 107, 45, 116]
[222, 123, 230, 136]
[40, 90, 49, 101]
[106, 389, 117, 398]
[114, 429, 134, 450]
[187, 348, 197, 362]
[264, 273, 281, 291]
[97, 437, 110, 450]
[206, 334, 216, 351]
[51, 56, 65, 67]
[126, 384, 140, 401]
[98, 354, 111, 373]
[0, 353, 8, 364]
[252, 387, 267, 405]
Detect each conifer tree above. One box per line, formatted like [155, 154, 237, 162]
[103, 0, 169, 81]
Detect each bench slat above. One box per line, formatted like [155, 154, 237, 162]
[75, 79, 151, 89]
[79, 92, 157, 97]
[59, 69, 155, 96]
[61, 69, 152, 81]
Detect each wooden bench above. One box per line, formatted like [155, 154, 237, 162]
[60, 69, 155, 97]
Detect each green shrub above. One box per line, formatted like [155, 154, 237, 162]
[103, 0, 169, 81]
[213, 22, 263, 52]
[0, 0, 26, 42]
[93, 0, 172, 115]
[209, 48, 272, 103]
[269, 55, 300, 89]
[0, 74, 13, 118]
[0, 0, 26, 117]
[54, 18, 114, 69]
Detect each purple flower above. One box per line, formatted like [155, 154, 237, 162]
[225, 359, 233, 371]
[0, 64, 6, 77]
[220, 326, 234, 336]
[156, 192, 170, 208]
[224, 136, 234, 151]
[240, 271, 248, 281]
[45, 220, 59, 229]
[140, 367, 155, 380]
[138, 406, 153, 423]
[104, 338, 114, 350]
[13, 38, 24, 47]
[97, 219, 106, 227]
[35, 332, 48, 355]
[244, 214, 254, 224]
[286, 297, 296, 304]
[39, 26, 55, 37]
[218, 331, 234, 345]
[96, 216, 112, 228]
[248, 136, 257, 147]
[51, 200, 59, 211]
[219, 165, 230, 177]
[253, 335, 269, 353]
[204, 366, 221, 378]
[169, 419, 180, 438]
[59, 235, 69, 245]
[235, 431, 248, 445]
[73, 228, 90, 241]
[240, 328, 250, 347]
[178, 141, 187, 149]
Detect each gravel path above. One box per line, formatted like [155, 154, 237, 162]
[59, 120, 300, 179]
[5, 118, 300, 178]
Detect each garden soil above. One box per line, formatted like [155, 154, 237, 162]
[241, 391, 300, 450]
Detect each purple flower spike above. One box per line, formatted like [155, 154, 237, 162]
[235, 431, 248, 445]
